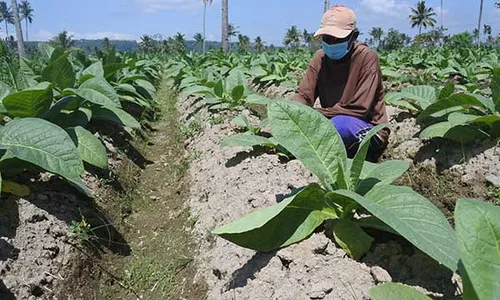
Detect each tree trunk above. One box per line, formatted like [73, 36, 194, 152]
[221, 0, 229, 52]
[11, 0, 26, 57]
[440, 0, 443, 28]
[419, 25, 422, 35]
[25, 18, 28, 41]
[324, 0, 330, 13]
[203, 2, 207, 53]
[5, 20, 8, 37]
[477, 0, 484, 46]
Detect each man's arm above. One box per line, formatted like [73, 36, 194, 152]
[292, 51, 322, 107]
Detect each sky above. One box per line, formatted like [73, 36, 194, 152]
[2, 0, 500, 45]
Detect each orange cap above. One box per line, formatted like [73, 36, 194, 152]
[314, 5, 357, 38]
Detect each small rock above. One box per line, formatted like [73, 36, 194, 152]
[149, 195, 159, 201]
[371, 266, 392, 283]
[486, 175, 500, 188]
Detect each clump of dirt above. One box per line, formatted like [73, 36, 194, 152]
[180, 95, 461, 300]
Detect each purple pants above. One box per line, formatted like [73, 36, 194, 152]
[331, 115, 384, 161]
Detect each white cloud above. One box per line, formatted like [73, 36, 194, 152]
[71, 31, 136, 40]
[434, 6, 450, 15]
[360, 0, 410, 17]
[136, 0, 202, 13]
[33, 29, 56, 41]
[32, 29, 136, 41]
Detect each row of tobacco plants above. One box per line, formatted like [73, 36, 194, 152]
[0, 41, 162, 197]
[160, 45, 500, 299]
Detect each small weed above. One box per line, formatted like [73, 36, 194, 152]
[488, 186, 500, 205]
[68, 216, 93, 243]
[209, 114, 225, 125]
[181, 120, 202, 139]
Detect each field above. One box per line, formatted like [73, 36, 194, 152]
[0, 25, 500, 300]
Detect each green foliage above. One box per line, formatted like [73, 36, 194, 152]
[455, 199, 500, 300]
[369, 283, 432, 300]
[0, 44, 160, 196]
[212, 101, 457, 269]
[370, 199, 500, 299]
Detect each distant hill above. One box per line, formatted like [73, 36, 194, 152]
[26, 39, 139, 53]
[25, 39, 249, 53]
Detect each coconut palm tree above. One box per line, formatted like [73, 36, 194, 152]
[440, 0, 443, 28]
[221, 0, 228, 52]
[18, 0, 32, 41]
[302, 29, 312, 47]
[0, 1, 14, 37]
[237, 34, 250, 52]
[194, 32, 204, 50]
[283, 26, 301, 48]
[253, 36, 265, 52]
[409, 1, 437, 34]
[11, 0, 25, 57]
[173, 32, 186, 53]
[227, 23, 238, 50]
[369, 27, 384, 49]
[477, 0, 484, 46]
[324, 0, 330, 13]
[202, 0, 212, 53]
[50, 30, 75, 50]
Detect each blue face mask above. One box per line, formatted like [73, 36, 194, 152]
[322, 41, 351, 60]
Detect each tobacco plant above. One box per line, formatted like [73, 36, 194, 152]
[212, 100, 459, 271]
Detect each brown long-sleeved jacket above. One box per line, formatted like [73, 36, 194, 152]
[292, 43, 390, 145]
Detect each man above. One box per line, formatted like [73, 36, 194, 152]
[292, 5, 390, 162]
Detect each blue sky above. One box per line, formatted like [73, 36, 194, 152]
[3, 0, 500, 45]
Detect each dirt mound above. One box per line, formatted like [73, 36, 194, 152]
[180, 95, 460, 300]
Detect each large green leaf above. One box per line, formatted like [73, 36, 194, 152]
[355, 160, 409, 196]
[332, 219, 373, 259]
[38, 43, 55, 60]
[418, 93, 489, 121]
[0, 118, 88, 194]
[91, 106, 140, 129]
[43, 96, 80, 119]
[231, 85, 245, 101]
[492, 68, 500, 110]
[220, 133, 275, 148]
[334, 185, 459, 271]
[400, 85, 437, 110]
[212, 183, 337, 252]
[214, 80, 224, 98]
[3, 86, 53, 118]
[81, 61, 104, 78]
[69, 77, 121, 108]
[455, 199, 500, 300]
[49, 108, 92, 129]
[66, 126, 108, 170]
[104, 63, 127, 79]
[420, 122, 489, 143]
[350, 124, 388, 189]
[0, 81, 13, 101]
[41, 53, 76, 90]
[369, 283, 432, 300]
[268, 100, 346, 190]
[134, 79, 156, 99]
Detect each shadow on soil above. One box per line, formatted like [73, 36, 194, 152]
[226, 252, 276, 290]
[0, 280, 15, 300]
[26, 176, 131, 257]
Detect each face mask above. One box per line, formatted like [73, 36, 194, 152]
[322, 40, 351, 60]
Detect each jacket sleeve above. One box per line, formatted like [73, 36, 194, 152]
[329, 51, 381, 119]
[291, 51, 322, 107]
